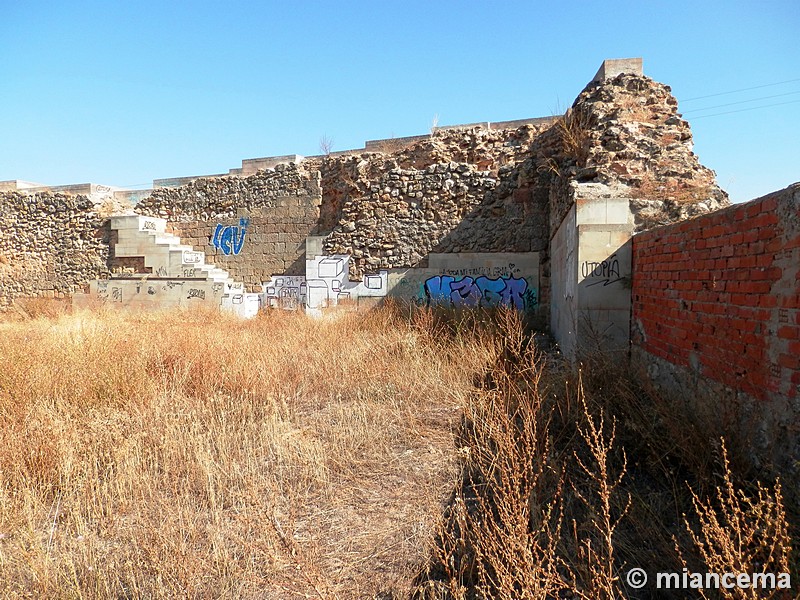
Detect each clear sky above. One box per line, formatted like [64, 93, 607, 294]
[1, 0, 797, 203]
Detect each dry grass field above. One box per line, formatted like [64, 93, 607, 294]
[0, 303, 795, 599]
[0, 304, 497, 598]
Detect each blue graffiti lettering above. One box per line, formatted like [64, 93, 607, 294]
[423, 275, 534, 310]
[499, 276, 528, 310]
[475, 276, 505, 307]
[424, 275, 455, 305]
[211, 217, 249, 256]
[449, 277, 482, 308]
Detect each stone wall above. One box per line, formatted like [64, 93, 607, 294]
[135, 164, 321, 290]
[0, 191, 110, 306]
[321, 161, 548, 278]
[0, 62, 730, 320]
[532, 70, 731, 353]
[312, 124, 551, 279]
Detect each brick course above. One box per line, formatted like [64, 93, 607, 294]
[631, 184, 800, 403]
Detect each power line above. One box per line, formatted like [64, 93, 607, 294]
[680, 78, 800, 102]
[683, 90, 800, 114]
[688, 99, 800, 119]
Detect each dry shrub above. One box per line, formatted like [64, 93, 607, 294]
[678, 441, 793, 600]
[414, 310, 635, 599]
[570, 387, 630, 600]
[416, 312, 796, 600]
[555, 107, 594, 165]
[414, 310, 569, 599]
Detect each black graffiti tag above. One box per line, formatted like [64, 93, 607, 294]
[581, 254, 623, 287]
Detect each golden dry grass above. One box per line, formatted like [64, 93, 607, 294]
[0, 305, 496, 599]
[414, 313, 796, 599]
[1, 304, 795, 599]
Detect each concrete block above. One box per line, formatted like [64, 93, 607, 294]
[576, 197, 632, 226]
[550, 205, 578, 358]
[592, 57, 643, 82]
[110, 215, 166, 233]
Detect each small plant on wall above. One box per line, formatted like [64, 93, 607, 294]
[319, 134, 334, 156]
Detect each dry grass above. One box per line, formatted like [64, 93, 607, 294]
[0, 304, 795, 598]
[555, 107, 594, 166]
[414, 312, 796, 599]
[613, 94, 654, 123]
[631, 171, 714, 205]
[9, 297, 72, 321]
[0, 304, 495, 598]
[677, 441, 793, 600]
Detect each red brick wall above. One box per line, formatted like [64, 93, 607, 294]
[631, 185, 799, 403]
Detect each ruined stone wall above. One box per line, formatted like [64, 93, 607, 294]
[135, 164, 321, 289]
[511, 72, 729, 242]
[574, 73, 727, 225]
[313, 72, 728, 292]
[0, 191, 110, 306]
[0, 69, 730, 316]
[314, 124, 552, 280]
[321, 161, 549, 278]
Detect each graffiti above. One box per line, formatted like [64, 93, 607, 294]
[182, 267, 197, 278]
[187, 288, 206, 300]
[147, 286, 156, 295]
[166, 281, 184, 289]
[581, 254, 622, 287]
[211, 217, 249, 256]
[448, 277, 483, 307]
[423, 275, 532, 310]
[439, 263, 521, 279]
[306, 255, 388, 312]
[365, 274, 383, 289]
[317, 256, 346, 279]
[142, 219, 157, 231]
[182, 250, 203, 264]
[263, 256, 387, 313]
[111, 287, 122, 303]
[264, 275, 306, 309]
[155, 266, 168, 277]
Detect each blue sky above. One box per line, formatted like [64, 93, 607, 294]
[1, 0, 797, 202]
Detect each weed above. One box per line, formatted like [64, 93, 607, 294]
[415, 312, 796, 600]
[677, 441, 793, 600]
[0, 306, 794, 598]
[0, 307, 487, 598]
[555, 107, 594, 165]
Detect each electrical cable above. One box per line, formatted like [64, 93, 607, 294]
[682, 90, 800, 114]
[688, 99, 800, 119]
[680, 78, 800, 102]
